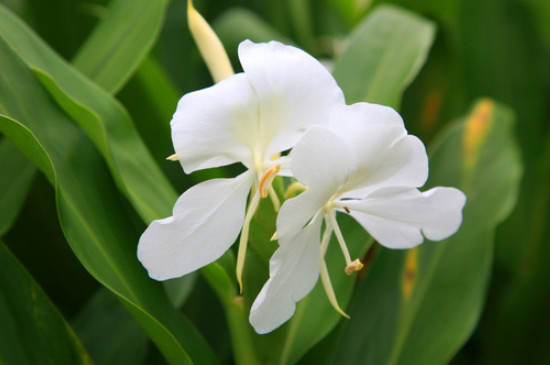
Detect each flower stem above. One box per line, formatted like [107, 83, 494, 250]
[201, 263, 260, 365]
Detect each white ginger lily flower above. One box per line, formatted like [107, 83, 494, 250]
[137, 40, 344, 288]
[249, 102, 466, 334]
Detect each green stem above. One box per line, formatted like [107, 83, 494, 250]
[224, 297, 261, 365]
[201, 263, 260, 365]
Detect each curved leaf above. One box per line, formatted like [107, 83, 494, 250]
[0, 4, 177, 223]
[0, 139, 35, 236]
[0, 38, 217, 364]
[72, 0, 169, 94]
[333, 5, 436, 108]
[331, 100, 522, 365]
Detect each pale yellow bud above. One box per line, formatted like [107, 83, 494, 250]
[187, 0, 234, 83]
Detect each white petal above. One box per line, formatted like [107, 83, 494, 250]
[171, 73, 258, 173]
[328, 103, 428, 195]
[329, 102, 405, 134]
[276, 126, 353, 240]
[345, 187, 466, 249]
[249, 216, 323, 334]
[276, 189, 326, 242]
[238, 40, 345, 160]
[137, 171, 255, 280]
[290, 126, 352, 189]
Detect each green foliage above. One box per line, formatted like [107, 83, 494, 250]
[0, 242, 91, 364]
[333, 5, 436, 109]
[72, 289, 149, 365]
[72, 0, 169, 94]
[0, 0, 545, 364]
[0, 38, 215, 364]
[0, 4, 177, 223]
[0, 139, 35, 236]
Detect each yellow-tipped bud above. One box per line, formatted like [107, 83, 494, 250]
[187, 0, 234, 83]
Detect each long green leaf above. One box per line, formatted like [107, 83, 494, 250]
[0, 4, 177, 223]
[331, 99, 522, 365]
[333, 5, 436, 109]
[0, 241, 91, 364]
[72, 0, 168, 94]
[0, 139, 35, 236]
[0, 38, 217, 365]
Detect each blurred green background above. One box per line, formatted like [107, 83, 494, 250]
[1, 0, 548, 363]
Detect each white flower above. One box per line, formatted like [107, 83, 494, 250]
[137, 40, 344, 287]
[249, 102, 466, 334]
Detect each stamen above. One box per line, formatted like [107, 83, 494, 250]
[270, 232, 278, 241]
[344, 206, 350, 214]
[327, 211, 353, 266]
[320, 258, 350, 319]
[259, 165, 281, 198]
[236, 189, 261, 293]
[345, 259, 364, 275]
[166, 154, 179, 161]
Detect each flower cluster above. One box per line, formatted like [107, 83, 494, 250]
[137, 40, 466, 334]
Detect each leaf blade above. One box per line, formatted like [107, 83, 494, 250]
[333, 5, 436, 109]
[0, 37, 217, 365]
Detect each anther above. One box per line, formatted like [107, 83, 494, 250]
[259, 165, 281, 198]
[166, 154, 179, 161]
[345, 259, 363, 275]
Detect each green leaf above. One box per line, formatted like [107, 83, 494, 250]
[73, 289, 149, 365]
[333, 5, 436, 109]
[115, 56, 181, 175]
[323, 0, 366, 26]
[331, 99, 522, 365]
[0, 241, 92, 364]
[72, 0, 169, 93]
[0, 37, 217, 365]
[0, 4, 177, 223]
[0, 139, 35, 236]
[72, 272, 197, 365]
[213, 7, 291, 64]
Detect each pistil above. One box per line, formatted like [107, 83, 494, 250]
[327, 209, 363, 276]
